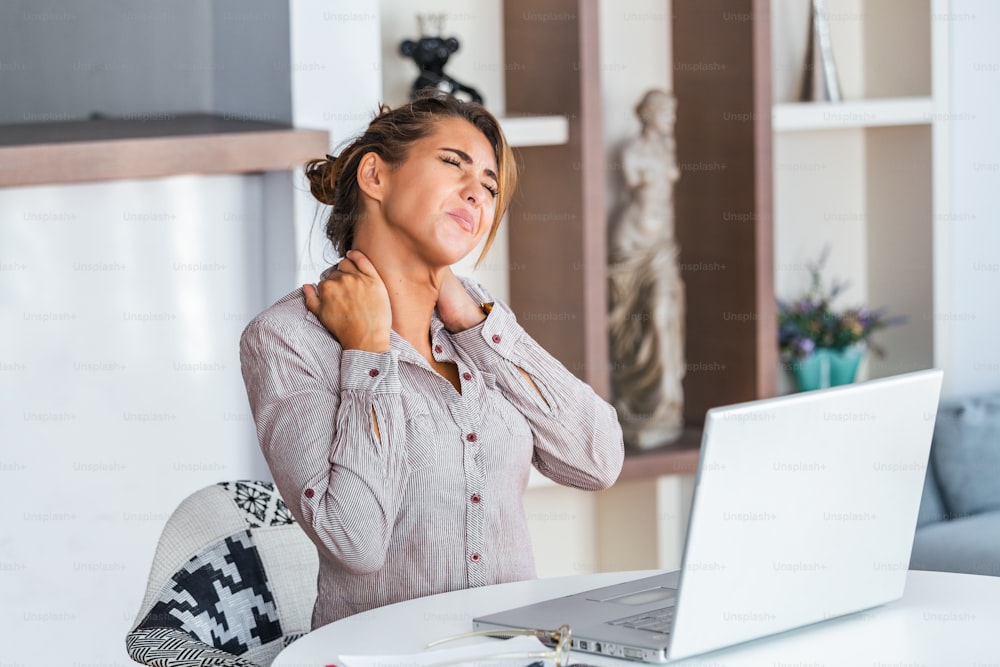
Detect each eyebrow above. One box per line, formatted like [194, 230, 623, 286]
[440, 147, 498, 183]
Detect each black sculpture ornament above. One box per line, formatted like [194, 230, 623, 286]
[399, 13, 484, 105]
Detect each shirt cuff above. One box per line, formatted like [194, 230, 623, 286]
[451, 299, 524, 367]
[339, 349, 401, 393]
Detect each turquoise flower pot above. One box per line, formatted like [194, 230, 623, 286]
[791, 346, 865, 392]
[791, 352, 825, 392]
[828, 345, 865, 386]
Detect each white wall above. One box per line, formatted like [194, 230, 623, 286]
[1, 175, 271, 667]
[286, 0, 383, 285]
[940, 0, 1000, 396]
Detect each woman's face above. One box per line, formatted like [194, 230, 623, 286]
[377, 117, 499, 269]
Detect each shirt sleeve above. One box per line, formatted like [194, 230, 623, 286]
[450, 280, 625, 491]
[239, 312, 409, 575]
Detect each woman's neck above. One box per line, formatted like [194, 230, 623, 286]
[352, 238, 443, 354]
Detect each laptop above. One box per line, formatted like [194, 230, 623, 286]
[474, 369, 944, 662]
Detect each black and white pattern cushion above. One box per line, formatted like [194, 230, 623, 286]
[218, 481, 295, 527]
[126, 626, 260, 667]
[137, 530, 282, 656]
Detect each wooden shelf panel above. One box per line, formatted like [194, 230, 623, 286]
[526, 427, 701, 489]
[0, 114, 329, 187]
[617, 426, 702, 482]
[672, 0, 777, 418]
[773, 97, 934, 132]
[504, 0, 610, 398]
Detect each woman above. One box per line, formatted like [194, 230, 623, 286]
[240, 92, 624, 629]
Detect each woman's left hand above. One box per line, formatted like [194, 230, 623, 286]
[437, 269, 488, 333]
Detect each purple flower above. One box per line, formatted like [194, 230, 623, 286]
[796, 337, 815, 356]
[776, 247, 903, 361]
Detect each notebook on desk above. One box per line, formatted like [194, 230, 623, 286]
[474, 369, 944, 663]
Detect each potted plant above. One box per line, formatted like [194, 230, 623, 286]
[778, 250, 904, 392]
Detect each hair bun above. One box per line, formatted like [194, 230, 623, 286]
[305, 155, 339, 206]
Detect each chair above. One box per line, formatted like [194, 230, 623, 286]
[126, 480, 319, 667]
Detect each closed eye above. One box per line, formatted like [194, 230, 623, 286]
[440, 155, 498, 199]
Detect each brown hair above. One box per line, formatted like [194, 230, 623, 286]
[304, 91, 517, 266]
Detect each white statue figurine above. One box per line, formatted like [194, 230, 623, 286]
[608, 89, 685, 448]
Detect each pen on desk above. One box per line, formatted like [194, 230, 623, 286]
[523, 662, 544, 667]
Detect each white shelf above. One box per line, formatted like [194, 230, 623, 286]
[499, 115, 569, 147]
[773, 97, 934, 132]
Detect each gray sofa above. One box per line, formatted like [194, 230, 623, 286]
[910, 392, 1000, 576]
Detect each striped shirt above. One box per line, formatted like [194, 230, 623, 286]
[239, 277, 624, 628]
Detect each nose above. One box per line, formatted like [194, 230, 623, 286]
[460, 174, 485, 207]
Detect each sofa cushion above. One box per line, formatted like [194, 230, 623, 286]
[910, 511, 1000, 576]
[931, 394, 1000, 518]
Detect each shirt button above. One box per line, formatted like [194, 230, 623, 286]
[462, 372, 472, 381]
[466, 432, 477, 443]
[304, 488, 315, 499]
[434, 344, 443, 354]
[368, 368, 379, 377]
[470, 493, 481, 504]
[491, 334, 502, 344]
[470, 553, 481, 563]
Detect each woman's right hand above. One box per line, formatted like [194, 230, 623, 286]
[304, 249, 392, 353]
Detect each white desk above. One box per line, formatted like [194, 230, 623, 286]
[274, 570, 1000, 667]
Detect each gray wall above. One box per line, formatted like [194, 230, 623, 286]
[0, 0, 290, 123]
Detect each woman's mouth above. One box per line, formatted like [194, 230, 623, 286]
[447, 209, 475, 233]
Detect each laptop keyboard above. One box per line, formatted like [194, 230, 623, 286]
[609, 606, 676, 634]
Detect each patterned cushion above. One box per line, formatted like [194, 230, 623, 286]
[128, 481, 318, 667]
[137, 530, 282, 656]
[126, 627, 260, 667]
[218, 481, 294, 528]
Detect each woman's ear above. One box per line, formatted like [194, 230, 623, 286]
[356, 152, 386, 201]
